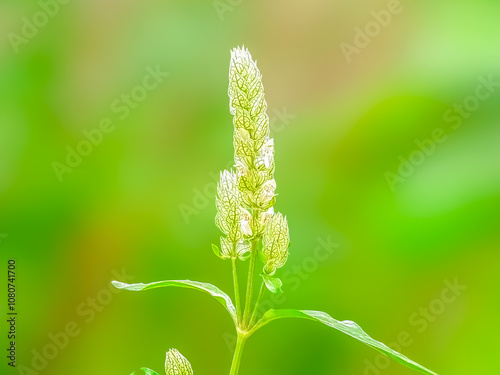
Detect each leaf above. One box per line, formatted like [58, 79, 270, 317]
[212, 243, 223, 259]
[112, 279, 237, 325]
[261, 273, 283, 294]
[257, 250, 267, 264]
[251, 309, 438, 375]
[131, 368, 161, 375]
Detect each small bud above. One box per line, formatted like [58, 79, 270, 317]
[262, 213, 290, 275]
[165, 349, 193, 375]
[240, 208, 253, 236]
[260, 207, 274, 227]
[215, 170, 243, 243]
[235, 158, 249, 177]
[257, 179, 276, 207]
[253, 207, 274, 236]
[257, 138, 274, 169]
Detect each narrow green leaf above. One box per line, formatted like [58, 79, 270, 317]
[212, 243, 223, 259]
[261, 273, 283, 294]
[252, 309, 438, 375]
[257, 250, 266, 264]
[112, 279, 237, 325]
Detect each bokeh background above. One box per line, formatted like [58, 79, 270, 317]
[1, 0, 499, 374]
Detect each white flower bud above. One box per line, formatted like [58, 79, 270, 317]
[215, 170, 243, 243]
[252, 206, 274, 236]
[260, 207, 274, 227]
[240, 208, 253, 236]
[258, 138, 274, 169]
[262, 213, 290, 275]
[235, 158, 249, 177]
[257, 179, 276, 206]
[229, 47, 270, 150]
[165, 349, 193, 375]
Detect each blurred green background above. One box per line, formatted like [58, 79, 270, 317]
[1, 0, 499, 374]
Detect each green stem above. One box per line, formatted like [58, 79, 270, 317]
[249, 281, 265, 328]
[231, 258, 242, 324]
[242, 238, 259, 327]
[229, 334, 247, 375]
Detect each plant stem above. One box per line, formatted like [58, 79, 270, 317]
[229, 334, 247, 375]
[231, 258, 242, 324]
[249, 281, 265, 328]
[242, 238, 258, 327]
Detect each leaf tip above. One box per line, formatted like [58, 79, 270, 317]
[112, 280, 129, 289]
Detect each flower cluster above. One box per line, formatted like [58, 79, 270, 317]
[215, 46, 289, 275]
[229, 47, 275, 211]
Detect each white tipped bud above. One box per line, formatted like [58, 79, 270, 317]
[165, 349, 193, 375]
[215, 170, 256, 259]
[235, 158, 249, 177]
[253, 206, 274, 236]
[262, 213, 290, 274]
[215, 170, 243, 243]
[260, 138, 274, 169]
[240, 208, 253, 236]
[229, 46, 270, 148]
[260, 207, 274, 227]
[257, 179, 276, 207]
